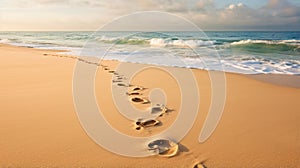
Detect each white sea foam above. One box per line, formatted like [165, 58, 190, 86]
[0, 38, 11, 43]
[150, 38, 215, 48]
[150, 38, 167, 47]
[1, 32, 299, 75]
[96, 35, 119, 42]
[231, 39, 300, 46]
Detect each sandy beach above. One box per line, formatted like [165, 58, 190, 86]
[1, 44, 300, 167]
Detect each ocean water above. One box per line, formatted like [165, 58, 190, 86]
[0, 31, 299, 75]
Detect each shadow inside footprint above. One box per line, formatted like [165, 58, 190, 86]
[151, 106, 163, 114]
[117, 83, 127, 87]
[131, 97, 144, 102]
[150, 105, 174, 117]
[193, 163, 207, 168]
[131, 86, 146, 91]
[131, 97, 149, 104]
[126, 92, 141, 96]
[178, 143, 189, 152]
[148, 139, 179, 157]
[136, 119, 160, 127]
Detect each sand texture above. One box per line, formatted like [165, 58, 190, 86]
[1, 44, 300, 167]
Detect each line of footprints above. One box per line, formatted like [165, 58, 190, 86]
[43, 53, 210, 166]
[43, 53, 172, 131]
[106, 65, 172, 131]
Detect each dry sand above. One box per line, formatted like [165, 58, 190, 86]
[0, 44, 300, 167]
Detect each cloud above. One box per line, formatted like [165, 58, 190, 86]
[263, 0, 300, 17]
[187, 0, 300, 30]
[2, 0, 300, 30]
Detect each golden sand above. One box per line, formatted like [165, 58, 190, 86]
[0, 44, 300, 167]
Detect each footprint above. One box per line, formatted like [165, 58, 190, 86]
[150, 104, 170, 117]
[135, 119, 160, 130]
[112, 80, 122, 83]
[131, 97, 144, 102]
[117, 83, 128, 87]
[131, 86, 144, 91]
[148, 139, 179, 157]
[126, 92, 141, 96]
[193, 163, 207, 168]
[130, 97, 149, 104]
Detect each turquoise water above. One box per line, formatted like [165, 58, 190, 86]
[0, 31, 299, 74]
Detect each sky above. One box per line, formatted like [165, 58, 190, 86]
[0, 0, 299, 31]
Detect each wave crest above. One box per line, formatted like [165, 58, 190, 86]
[0, 38, 11, 43]
[150, 38, 214, 48]
[231, 39, 300, 46]
[97, 36, 215, 48]
[230, 39, 300, 53]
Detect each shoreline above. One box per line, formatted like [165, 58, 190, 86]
[1, 43, 300, 167]
[2, 43, 299, 89]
